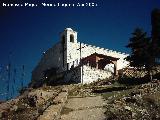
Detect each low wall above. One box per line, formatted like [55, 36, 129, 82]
[64, 65, 112, 84]
[64, 66, 82, 83]
[82, 65, 112, 84]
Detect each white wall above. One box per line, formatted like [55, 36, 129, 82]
[67, 42, 129, 71]
[82, 65, 112, 83]
[32, 28, 129, 84]
[64, 65, 112, 84]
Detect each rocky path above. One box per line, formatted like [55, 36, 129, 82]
[59, 96, 107, 120]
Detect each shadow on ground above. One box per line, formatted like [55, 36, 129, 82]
[92, 86, 131, 93]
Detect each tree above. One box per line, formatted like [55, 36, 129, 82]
[126, 28, 153, 80]
[151, 9, 160, 65]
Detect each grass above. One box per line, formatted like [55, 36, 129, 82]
[102, 87, 134, 103]
[101, 81, 160, 120]
[91, 81, 135, 102]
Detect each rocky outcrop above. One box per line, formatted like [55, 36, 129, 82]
[37, 87, 68, 120]
[0, 86, 66, 120]
[104, 81, 160, 120]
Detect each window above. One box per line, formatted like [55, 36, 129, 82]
[155, 58, 160, 64]
[70, 34, 74, 42]
[76, 59, 79, 65]
[62, 35, 65, 44]
[67, 63, 69, 70]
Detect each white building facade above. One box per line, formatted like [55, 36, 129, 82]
[32, 28, 129, 84]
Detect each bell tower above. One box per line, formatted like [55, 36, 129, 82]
[60, 28, 78, 71]
[60, 28, 77, 44]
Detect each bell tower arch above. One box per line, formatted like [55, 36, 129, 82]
[60, 28, 78, 71]
[60, 28, 77, 43]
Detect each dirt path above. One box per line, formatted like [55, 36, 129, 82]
[59, 96, 107, 120]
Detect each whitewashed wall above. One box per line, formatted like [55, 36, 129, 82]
[32, 28, 129, 84]
[67, 42, 129, 71]
[64, 65, 112, 84]
[82, 65, 112, 83]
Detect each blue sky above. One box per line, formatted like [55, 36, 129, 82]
[0, 0, 160, 100]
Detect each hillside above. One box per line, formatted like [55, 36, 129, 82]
[0, 78, 160, 120]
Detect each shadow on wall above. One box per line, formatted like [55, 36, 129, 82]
[30, 67, 81, 88]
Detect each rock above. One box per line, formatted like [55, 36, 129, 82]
[114, 100, 125, 106]
[108, 96, 113, 100]
[62, 87, 68, 92]
[37, 90, 68, 120]
[27, 88, 57, 107]
[10, 105, 18, 111]
[124, 106, 132, 111]
[53, 92, 68, 104]
[132, 112, 136, 117]
[123, 97, 137, 103]
[0, 110, 8, 119]
[130, 91, 140, 96]
[0, 111, 2, 118]
[38, 103, 62, 120]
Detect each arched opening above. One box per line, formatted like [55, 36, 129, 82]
[81, 53, 118, 76]
[62, 35, 65, 44]
[104, 63, 114, 73]
[70, 34, 74, 43]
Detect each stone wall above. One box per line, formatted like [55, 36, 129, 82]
[82, 65, 112, 84]
[64, 66, 82, 83]
[64, 65, 112, 84]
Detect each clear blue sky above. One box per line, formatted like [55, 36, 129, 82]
[0, 0, 160, 100]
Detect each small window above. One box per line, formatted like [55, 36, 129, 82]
[76, 59, 79, 65]
[62, 35, 65, 44]
[70, 34, 74, 42]
[67, 63, 69, 70]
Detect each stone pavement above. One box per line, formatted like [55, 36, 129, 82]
[60, 96, 107, 120]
